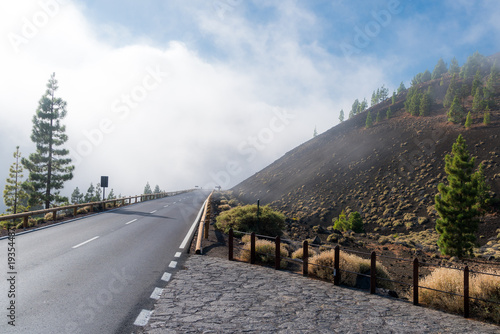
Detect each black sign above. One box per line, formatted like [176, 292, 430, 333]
[101, 176, 108, 188]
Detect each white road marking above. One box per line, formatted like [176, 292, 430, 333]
[179, 199, 206, 249]
[169, 261, 177, 268]
[163, 205, 169, 208]
[150, 210, 157, 214]
[72, 236, 99, 249]
[150, 287, 163, 300]
[174, 252, 181, 258]
[133, 309, 153, 326]
[161, 272, 172, 282]
[125, 219, 137, 225]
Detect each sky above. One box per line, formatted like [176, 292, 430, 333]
[0, 0, 499, 211]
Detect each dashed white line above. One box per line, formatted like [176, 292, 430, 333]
[169, 261, 177, 268]
[163, 205, 169, 208]
[161, 272, 172, 282]
[125, 219, 137, 225]
[133, 309, 153, 326]
[174, 252, 181, 258]
[72, 236, 99, 249]
[150, 210, 157, 214]
[150, 287, 163, 300]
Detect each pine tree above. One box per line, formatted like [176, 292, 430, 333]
[386, 107, 391, 119]
[84, 183, 95, 203]
[435, 135, 480, 258]
[371, 91, 377, 106]
[448, 57, 460, 75]
[3, 146, 29, 214]
[421, 69, 431, 82]
[379, 85, 388, 101]
[107, 189, 116, 200]
[358, 98, 368, 113]
[391, 91, 396, 105]
[332, 210, 349, 231]
[443, 73, 458, 108]
[471, 69, 482, 96]
[375, 110, 381, 123]
[95, 183, 102, 202]
[483, 108, 491, 125]
[484, 61, 499, 102]
[397, 81, 406, 94]
[432, 58, 448, 79]
[348, 211, 364, 233]
[144, 182, 153, 194]
[339, 109, 344, 122]
[460, 51, 486, 79]
[448, 96, 464, 123]
[472, 87, 485, 114]
[350, 99, 360, 117]
[71, 187, 83, 204]
[154, 185, 161, 194]
[464, 111, 472, 128]
[313, 126, 318, 137]
[419, 91, 431, 116]
[22, 73, 74, 209]
[472, 163, 491, 213]
[365, 111, 373, 128]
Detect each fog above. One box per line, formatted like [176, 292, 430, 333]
[1, 0, 499, 212]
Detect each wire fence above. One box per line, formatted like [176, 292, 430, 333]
[226, 228, 500, 321]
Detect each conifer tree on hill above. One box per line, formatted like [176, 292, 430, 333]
[432, 58, 447, 79]
[4, 146, 29, 214]
[22, 73, 74, 209]
[435, 135, 483, 258]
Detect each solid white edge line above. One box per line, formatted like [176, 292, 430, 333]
[169, 261, 177, 268]
[161, 272, 172, 282]
[133, 309, 153, 326]
[150, 287, 163, 300]
[72, 236, 99, 249]
[125, 219, 137, 225]
[150, 210, 157, 214]
[179, 199, 207, 249]
[174, 252, 181, 258]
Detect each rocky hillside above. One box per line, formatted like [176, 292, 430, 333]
[231, 53, 500, 258]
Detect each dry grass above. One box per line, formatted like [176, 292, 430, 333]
[418, 267, 500, 323]
[308, 249, 392, 289]
[241, 238, 288, 269]
[291, 247, 318, 259]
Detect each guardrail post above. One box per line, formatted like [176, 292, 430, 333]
[413, 258, 419, 305]
[135, 196, 138, 203]
[302, 240, 308, 277]
[23, 216, 28, 229]
[464, 266, 470, 318]
[73, 207, 77, 217]
[334, 245, 340, 285]
[250, 232, 256, 264]
[53, 209, 58, 221]
[228, 229, 234, 261]
[370, 251, 376, 294]
[275, 236, 281, 270]
[122, 198, 125, 206]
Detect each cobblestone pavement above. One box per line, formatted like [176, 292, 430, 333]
[140, 255, 499, 334]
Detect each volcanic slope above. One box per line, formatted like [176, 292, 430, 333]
[232, 54, 500, 252]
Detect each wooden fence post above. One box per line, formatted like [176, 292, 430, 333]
[228, 229, 233, 261]
[302, 240, 308, 277]
[413, 258, 419, 305]
[334, 245, 340, 285]
[370, 251, 376, 294]
[464, 266, 470, 318]
[53, 209, 58, 221]
[250, 232, 256, 264]
[23, 216, 28, 229]
[275, 236, 281, 270]
[73, 207, 77, 217]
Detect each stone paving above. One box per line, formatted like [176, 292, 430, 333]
[140, 255, 499, 334]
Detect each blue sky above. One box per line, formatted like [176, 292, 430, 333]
[0, 0, 499, 210]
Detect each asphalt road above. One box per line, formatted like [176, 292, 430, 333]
[0, 190, 209, 334]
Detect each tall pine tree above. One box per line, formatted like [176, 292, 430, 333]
[4, 146, 29, 214]
[435, 135, 481, 258]
[22, 73, 74, 209]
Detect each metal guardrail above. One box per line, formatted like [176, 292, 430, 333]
[1, 189, 194, 229]
[195, 191, 214, 254]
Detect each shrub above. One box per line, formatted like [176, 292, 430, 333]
[218, 204, 231, 211]
[44, 213, 54, 221]
[308, 250, 392, 289]
[418, 267, 500, 323]
[0, 221, 14, 230]
[240, 239, 288, 269]
[215, 204, 285, 236]
[332, 210, 364, 233]
[291, 246, 318, 259]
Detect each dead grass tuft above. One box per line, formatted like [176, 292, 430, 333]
[241, 238, 288, 269]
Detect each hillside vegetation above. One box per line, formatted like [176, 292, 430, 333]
[231, 52, 500, 260]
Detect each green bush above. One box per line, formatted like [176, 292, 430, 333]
[332, 210, 364, 233]
[215, 204, 285, 236]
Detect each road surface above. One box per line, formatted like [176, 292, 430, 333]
[0, 190, 208, 334]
